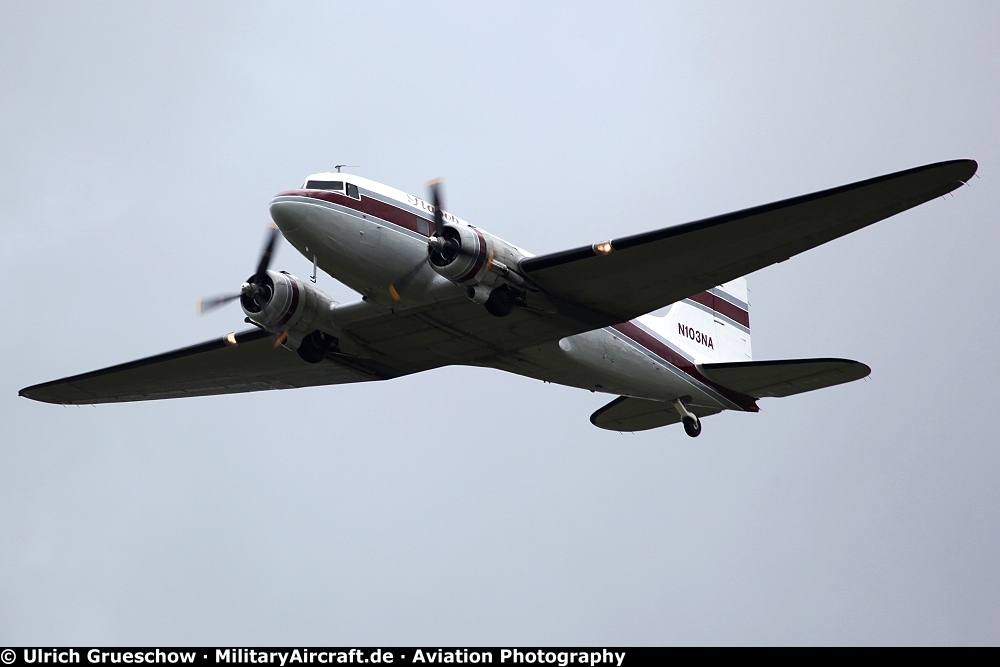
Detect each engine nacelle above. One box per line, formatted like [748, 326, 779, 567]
[241, 270, 338, 354]
[428, 223, 525, 288]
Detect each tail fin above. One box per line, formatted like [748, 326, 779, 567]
[638, 278, 752, 363]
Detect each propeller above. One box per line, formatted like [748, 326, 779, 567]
[425, 178, 460, 265]
[427, 178, 445, 236]
[388, 260, 426, 301]
[197, 224, 280, 316]
[196, 293, 240, 316]
[389, 178, 462, 301]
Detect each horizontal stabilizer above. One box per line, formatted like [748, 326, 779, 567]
[590, 396, 721, 432]
[698, 358, 870, 399]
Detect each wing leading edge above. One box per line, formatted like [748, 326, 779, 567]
[19, 329, 409, 405]
[520, 159, 977, 325]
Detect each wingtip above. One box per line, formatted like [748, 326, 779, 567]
[940, 158, 978, 183]
[18, 385, 46, 403]
[963, 158, 979, 179]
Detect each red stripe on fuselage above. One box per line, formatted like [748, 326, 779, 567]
[276, 189, 430, 237]
[611, 321, 758, 412]
[282, 192, 751, 327]
[686, 291, 750, 328]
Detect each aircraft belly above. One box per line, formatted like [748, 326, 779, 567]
[485, 328, 732, 408]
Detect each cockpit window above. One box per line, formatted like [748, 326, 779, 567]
[305, 180, 344, 191]
[346, 183, 360, 199]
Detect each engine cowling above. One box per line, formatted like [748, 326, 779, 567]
[241, 270, 339, 357]
[428, 223, 524, 289]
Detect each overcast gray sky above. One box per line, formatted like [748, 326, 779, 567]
[3, 0, 999, 646]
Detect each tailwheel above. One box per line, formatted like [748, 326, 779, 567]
[672, 398, 702, 438]
[682, 415, 702, 438]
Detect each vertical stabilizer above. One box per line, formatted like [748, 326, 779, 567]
[638, 278, 752, 364]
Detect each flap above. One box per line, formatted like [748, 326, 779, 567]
[698, 358, 870, 398]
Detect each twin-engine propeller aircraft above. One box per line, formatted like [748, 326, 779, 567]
[20, 159, 978, 435]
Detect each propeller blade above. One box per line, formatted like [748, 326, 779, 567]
[197, 293, 241, 316]
[426, 178, 445, 236]
[198, 224, 280, 318]
[389, 260, 427, 301]
[424, 177, 465, 263]
[273, 329, 289, 348]
[254, 224, 280, 282]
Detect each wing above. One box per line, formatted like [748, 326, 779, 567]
[17, 294, 591, 406]
[520, 159, 977, 324]
[19, 328, 412, 405]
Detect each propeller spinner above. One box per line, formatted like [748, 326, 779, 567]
[390, 178, 461, 300]
[425, 179, 461, 266]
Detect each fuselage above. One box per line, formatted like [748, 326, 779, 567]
[269, 172, 758, 414]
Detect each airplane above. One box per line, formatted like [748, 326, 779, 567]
[19, 159, 978, 436]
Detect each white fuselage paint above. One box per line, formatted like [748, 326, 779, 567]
[270, 173, 753, 413]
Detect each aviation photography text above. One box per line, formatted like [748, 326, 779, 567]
[11, 649, 628, 667]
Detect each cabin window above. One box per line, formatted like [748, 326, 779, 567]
[417, 218, 430, 235]
[305, 180, 344, 192]
[346, 183, 360, 199]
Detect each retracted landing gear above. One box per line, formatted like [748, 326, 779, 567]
[297, 330, 334, 363]
[672, 398, 702, 438]
[484, 284, 516, 317]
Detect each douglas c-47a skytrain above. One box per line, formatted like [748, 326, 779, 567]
[20, 160, 978, 436]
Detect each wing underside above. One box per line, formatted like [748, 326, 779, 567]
[520, 160, 977, 326]
[19, 329, 408, 405]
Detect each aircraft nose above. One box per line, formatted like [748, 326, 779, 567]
[269, 196, 301, 233]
